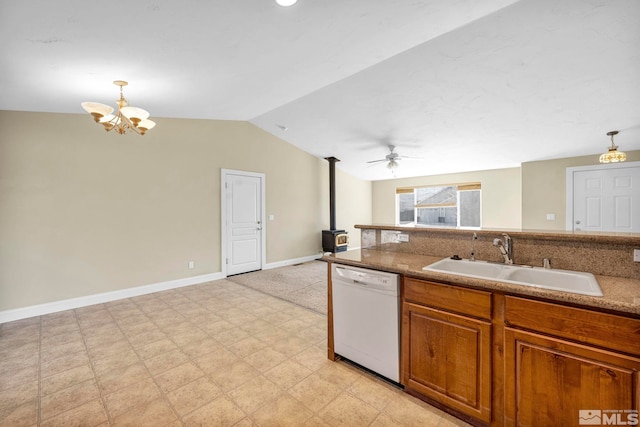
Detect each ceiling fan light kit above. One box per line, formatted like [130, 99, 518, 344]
[81, 81, 156, 136]
[366, 144, 421, 171]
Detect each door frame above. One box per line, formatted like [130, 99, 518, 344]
[221, 168, 266, 278]
[565, 161, 640, 231]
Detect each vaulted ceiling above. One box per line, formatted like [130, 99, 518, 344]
[2, 0, 638, 180]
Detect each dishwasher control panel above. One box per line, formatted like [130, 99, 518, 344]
[333, 265, 399, 294]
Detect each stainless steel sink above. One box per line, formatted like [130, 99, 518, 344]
[423, 258, 603, 297]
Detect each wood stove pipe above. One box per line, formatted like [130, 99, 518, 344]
[325, 157, 339, 230]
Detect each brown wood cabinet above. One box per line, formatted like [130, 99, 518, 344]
[503, 296, 640, 427]
[504, 328, 640, 426]
[400, 278, 640, 427]
[402, 278, 493, 424]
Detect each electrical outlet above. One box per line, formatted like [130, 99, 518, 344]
[634, 249, 640, 262]
[188, 261, 194, 269]
[397, 233, 409, 242]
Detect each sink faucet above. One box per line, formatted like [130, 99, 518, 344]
[493, 233, 514, 264]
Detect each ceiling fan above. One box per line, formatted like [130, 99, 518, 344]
[366, 145, 421, 170]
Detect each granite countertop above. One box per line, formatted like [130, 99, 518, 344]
[323, 249, 640, 317]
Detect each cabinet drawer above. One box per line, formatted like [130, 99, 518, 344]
[404, 278, 492, 320]
[504, 296, 640, 356]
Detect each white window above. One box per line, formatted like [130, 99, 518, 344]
[396, 183, 481, 229]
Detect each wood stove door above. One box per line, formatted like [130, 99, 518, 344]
[224, 171, 264, 275]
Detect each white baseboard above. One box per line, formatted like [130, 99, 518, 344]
[263, 253, 324, 270]
[0, 272, 224, 324]
[1, 252, 337, 324]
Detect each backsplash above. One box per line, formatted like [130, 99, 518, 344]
[359, 226, 640, 280]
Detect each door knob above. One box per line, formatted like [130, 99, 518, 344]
[575, 220, 581, 224]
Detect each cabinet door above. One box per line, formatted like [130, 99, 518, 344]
[402, 301, 492, 423]
[504, 328, 640, 427]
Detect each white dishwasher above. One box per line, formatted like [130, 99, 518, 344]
[331, 263, 400, 383]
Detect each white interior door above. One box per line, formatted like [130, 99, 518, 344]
[223, 170, 264, 275]
[568, 163, 640, 232]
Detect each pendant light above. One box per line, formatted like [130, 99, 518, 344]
[599, 130, 626, 163]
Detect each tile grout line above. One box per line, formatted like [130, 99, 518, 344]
[129, 287, 269, 423]
[112, 297, 185, 426]
[165, 283, 310, 423]
[187, 297, 267, 422]
[176, 287, 265, 423]
[135, 291, 232, 425]
[75, 304, 114, 426]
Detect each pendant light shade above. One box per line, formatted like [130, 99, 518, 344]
[81, 102, 114, 122]
[599, 130, 626, 163]
[120, 106, 150, 124]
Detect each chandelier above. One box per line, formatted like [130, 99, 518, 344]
[599, 130, 626, 163]
[81, 81, 156, 135]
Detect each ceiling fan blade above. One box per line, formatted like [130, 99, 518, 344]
[366, 159, 388, 164]
[367, 161, 390, 168]
[396, 155, 423, 160]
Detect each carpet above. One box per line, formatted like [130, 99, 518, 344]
[227, 260, 329, 315]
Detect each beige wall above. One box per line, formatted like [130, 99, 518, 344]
[522, 151, 640, 230]
[372, 168, 522, 229]
[0, 111, 371, 311]
[332, 167, 372, 247]
[6, 109, 633, 311]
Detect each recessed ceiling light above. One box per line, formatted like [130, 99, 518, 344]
[276, 0, 298, 6]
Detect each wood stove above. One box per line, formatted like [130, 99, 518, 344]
[322, 229, 349, 253]
[322, 157, 349, 253]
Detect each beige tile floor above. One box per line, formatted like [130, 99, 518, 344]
[0, 278, 471, 426]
